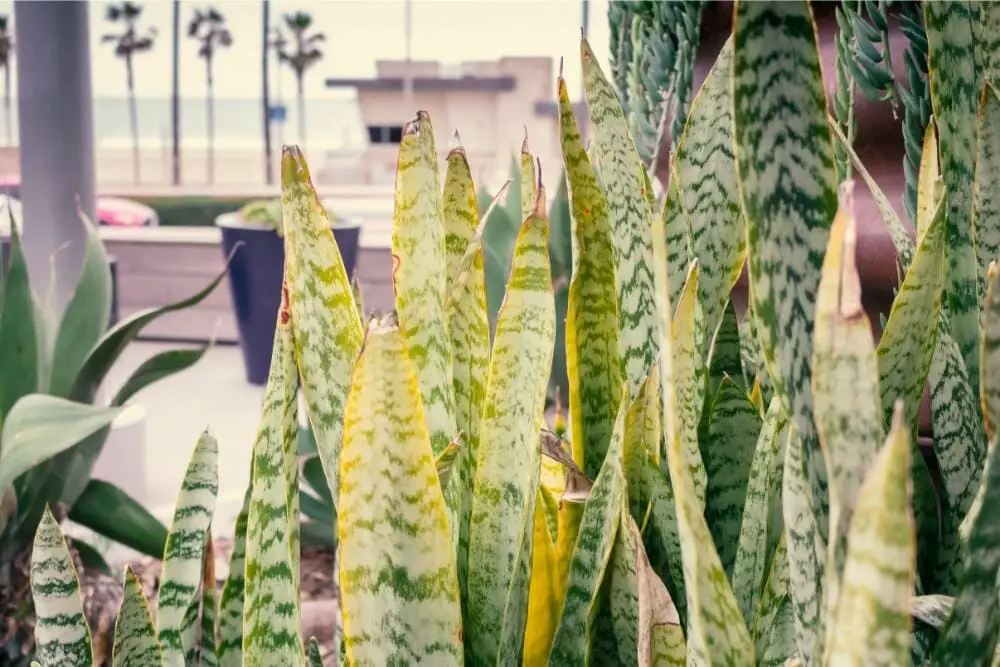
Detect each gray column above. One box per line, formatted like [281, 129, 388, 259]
[14, 0, 96, 314]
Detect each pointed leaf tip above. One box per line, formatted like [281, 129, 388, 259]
[559, 55, 564, 78]
[280, 145, 310, 188]
[532, 161, 546, 218]
[837, 180, 863, 319]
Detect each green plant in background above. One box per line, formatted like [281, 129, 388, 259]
[22, 1, 1000, 665]
[238, 197, 344, 236]
[0, 213, 225, 665]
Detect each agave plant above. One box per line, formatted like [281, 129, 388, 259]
[23, 1, 1000, 666]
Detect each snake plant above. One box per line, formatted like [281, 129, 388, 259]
[23, 1, 1000, 665]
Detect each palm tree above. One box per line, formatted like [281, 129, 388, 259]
[0, 15, 14, 147]
[189, 6, 232, 185]
[274, 11, 324, 151]
[103, 2, 157, 184]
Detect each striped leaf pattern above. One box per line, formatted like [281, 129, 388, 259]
[338, 315, 463, 665]
[280, 146, 364, 506]
[30, 507, 93, 667]
[157, 431, 218, 667]
[392, 112, 458, 455]
[751, 534, 789, 654]
[634, 512, 685, 667]
[242, 297, 302, 666]
[307, 638, 323, 667]
[917, 124, 941, 244]
[984, 262, 1000, 437]
[733, 0, 838, 539]
[443, 134, 479, 292]
[520, 136, 537, 220]
[825, 404, 915, 667]
[975, 86, 1000, 324]
[672, 36, 746, 345]
[582, 37, 660, 394]
[466, 188, 554, 664]
[663, 168, 695, 317]
[217, 486, 250, 667]
[926, 0, 983, 387]
[523, 491, 560, 666]
[114, 567, 164, 667]
[623, 366, 659, 531]
[558, 75, 623, 480]
[548, 391, 629, 665]
[644, 458, 687, 631]
[670, 263, 707, 509]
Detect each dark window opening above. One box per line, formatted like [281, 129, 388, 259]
[366, 125, 405, 145]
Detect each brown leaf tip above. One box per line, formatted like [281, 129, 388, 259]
[531, 159, 546, 219]
[521, 126, 529, 154]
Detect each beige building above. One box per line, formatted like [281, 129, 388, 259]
[324, 56, 587, 194]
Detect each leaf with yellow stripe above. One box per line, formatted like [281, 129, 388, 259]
[558, 73, 622, 480]
[917, 123, 940, 244]
[670, 261, 707, 509]
[443, 132, 479, 293]
[466, 182, 555, 665]
[338, 314, 463, 665]
[392, 112, 458, 456]
[523, 489, 560, 666]
[114, 567, 164, 667]
[623, 365, 659, 532]
[280, 146, 364, 507]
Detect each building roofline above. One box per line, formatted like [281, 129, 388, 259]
[534, 99, 587, 118]
[326, 76, 516, 92]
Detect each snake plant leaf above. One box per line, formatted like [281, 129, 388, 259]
[634, 511, 685, 667]
[670, 261, 707, 509]
[113, 566, 164, 667]
[732, 398, 787, 628]
[665, 359, 754, 665]
[280, 145, 364, 509]
[110, 344, 212, 408]
[751, 534, 789, 653]
[877, 195, 946, 430]
[548, 390, 629, 666]
[338, 315, 463, 665]
[926, 1, 982, 386]
[351, 273, 365, 320]
[975, 86, 1000, 323]
[733, 0, 838, 544]
[444, 133, 480, 293]
[673, 36, 746, 347]
[0, 395, 122, 491]
[48, 210, 111, 398]
[521, 134, 537, 220]
[0, 225, 38, 423]
[156, 431, 218, 667]
[558, 74, 623, 480]
[825, 403, 916, 667]
[31, 506, 93, 667]
[702, 377, 761, 577]
[706, 301, 745, 400]
[582, 37, 660, 395]
[466, 183, 555, 665]
[434, 436, 462, 490]
[218, 485, 250, 667]
[307, 638, 323, 667]
[623, 365, 659, 532]
[391, 113, 458, 457]
[918, 123, 940, 244]
[933, 429, 1000, 663]
[198, 542, 219, 667]
[523, 490, 561, 666]
[663, 168, 695, 317]
[242, 294, 303, 665]
[984, 262, 1000, 438]
[812, 184, 885, 645]
[643, 458, 687, 631]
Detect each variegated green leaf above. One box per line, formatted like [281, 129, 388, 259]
[706, 301, 745, 401]
[663, 165, 695, 318]
[31, 507, 93, 667]
[352, 272, 365, 321]
[157, 432, 218, 667]
[733, 0, 837, 551]
[666, 370, 754, 665]
[582, 37, 659, 394]
[623, 366, 659, 531]
[307, 638, 323, 667]
[917, 123, 940, 244]
[751, 534, 789, 654]
[634, 511, 685, 667]
[524, 489, 560, 666]
[926, 0, 982, 387]
[984, 262, 1000, 439]
[670, 262, 707, 509]
[673, 36, 746, 347]
[443, 133, 480, 294]
[756, 596, 796, 667]
[392, 112, 458, 456]
[113, 566, 164, 667]
[217, 485, 250, 667]
[281, 146, 364, 507]
[521, 135, 537, 220]
[975, 86, 1000, 325]
[732, 398, 787, 628]
[199, 552, 219, 667]
[466, 188, 554, 664]
[825, 403, 915, 666]
[643, 458, 687, 632]
[558, 74, 623, 480]
[548, 391, 629, 666]
[338, 314, 462, 665]
[877, 196, 946, 430]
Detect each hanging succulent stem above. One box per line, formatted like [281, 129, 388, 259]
[834, 0, 860, 182]
[608, 1, 635, 114]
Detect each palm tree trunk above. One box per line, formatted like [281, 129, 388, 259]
[262, 0, 273, 185]
[126, 55, 141, 184]
[4, 62, 10, 147]
[206, 55, 215, 185]
[297, 74, 306, 152]
[171, 0, 181, 185]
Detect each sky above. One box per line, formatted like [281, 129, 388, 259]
[0, 0, 613, 101]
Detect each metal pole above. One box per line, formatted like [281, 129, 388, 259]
[171, 0, 181, 185]
[14, 0, 95, 314]
[402, 0, 413, 116]
[262, 0, 273, 184]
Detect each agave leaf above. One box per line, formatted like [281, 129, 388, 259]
[338, 315, 462, 664]
[307, 638, 323, 667]
[391, 112, 458, 457]
[582, 37, 660, 394]
[280, 146, 364, 510]
[670, 262, 707, 508]
[156, 431, 218, 667]
[68, 479, 168, 559]
[443, 133, 480, 293]
[976, 86, 1000, 320]
[732, 398, 787, 628]
[114, 566, 164, 667]
[702, 377, 761, 577]
[926, 0, 982, 387]
[623, 366, 659, 532]
[217, 485, 250, 667]
[876, 195, 946, 430]
[917, 123, 940, 244]
[49, 210, 112, 399]
[110, 345, 212, 408]
[733, 0, 837, 560]
[31, 506, 93, 666]
[825, 404, 916, 666]
[558, 74, 623, 480]
[933, 429, 1000, 662]
[0, 226, 38, 424]
[0, 395, 122, 491]
[672, 36, 746, 348]
[466, 184, 554, 664]
[523, 489, 561, 666]
[548, 391, 629, 665]
[242, 292, 302, 665]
